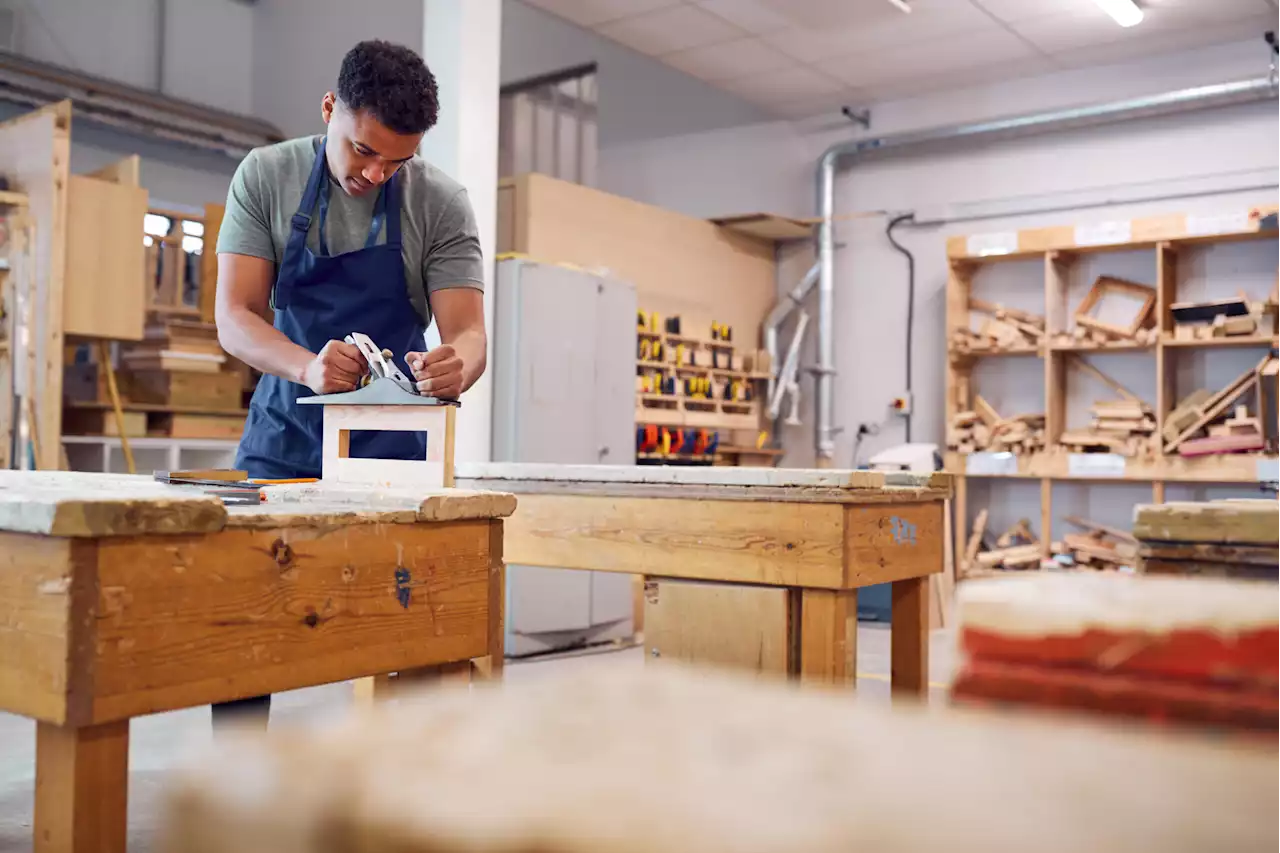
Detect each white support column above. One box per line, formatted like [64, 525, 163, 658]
[419, 0, 501, 466]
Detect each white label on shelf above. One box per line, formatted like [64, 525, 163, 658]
[1067, 453, 1126, 478]
[1074, 220, 1131, 247]
[965, 451, 1018, 476]
[1256, 458, 1279, 484]
[966, 232, 1019, 257]
[1186, 211, 1251, 237]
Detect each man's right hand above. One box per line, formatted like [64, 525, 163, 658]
[301, 340, 367, 394]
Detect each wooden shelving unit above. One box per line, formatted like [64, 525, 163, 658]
[636, 322, 770, 454]
[946, 204, 1279, 574]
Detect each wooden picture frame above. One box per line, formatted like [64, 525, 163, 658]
[1074, 276, 1156, 338]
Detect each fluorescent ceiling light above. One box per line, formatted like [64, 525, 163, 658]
[1092, 0, 1143, 27]
[885, 0, 911, 12]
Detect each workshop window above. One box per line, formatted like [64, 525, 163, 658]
[499, 63, 597, 187]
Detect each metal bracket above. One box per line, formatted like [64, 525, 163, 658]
[841, 106, 871, 130]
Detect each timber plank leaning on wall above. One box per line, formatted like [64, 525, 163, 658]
[498, 173, 776, 338]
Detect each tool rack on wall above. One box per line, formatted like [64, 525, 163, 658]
[945, 204, 1279, 576]
[635, 311, 776, 466]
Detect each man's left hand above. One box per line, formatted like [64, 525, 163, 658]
[406, 345, 464, 399]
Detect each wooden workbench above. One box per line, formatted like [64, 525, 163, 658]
[158, 665, 1279, 853]
[0, 471, 514, 853]
[455, 463, 953, 693]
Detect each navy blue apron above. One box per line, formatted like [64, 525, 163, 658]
[235, 137, 428, 479]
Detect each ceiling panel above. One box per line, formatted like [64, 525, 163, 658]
[969, 0, 1084, 24]
[1007, 1, 1259, 54]
[596, 3, 746, 54]
[763, 0, 999, 62]
[693, 0, 794, 34]
[1052, 15, 1277, 66]
[858, 56, 1059, 101]
[662, 37, 794, 80]
[818, 26, 1037, 88]
[521, 0, 682, 28]
[520, 0, 1279, 121]
[719, 65, 847, 100]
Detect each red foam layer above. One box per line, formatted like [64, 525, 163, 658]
[960, 625, 1278, 687]
[952, 658, 1279, 732]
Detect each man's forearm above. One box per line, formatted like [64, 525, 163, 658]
[217, 306, 315, 385]
[449, 327, 487, 393]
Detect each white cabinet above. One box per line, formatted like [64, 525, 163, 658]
[492, 258, 637, 656]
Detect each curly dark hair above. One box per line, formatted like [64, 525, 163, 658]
[336, 40, 439, 135]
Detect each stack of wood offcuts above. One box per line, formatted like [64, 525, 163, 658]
[962, 511, 1139, 577]
[947, 397, 1045, 455]
[951, 298, 1044, 354]
[1058, 397, 1157, 457]
[63, 316, 246, 440]
[1170, 295, 1276, 342]
[1162, 354, 1277, 457]
[962, 512, 1044, 575]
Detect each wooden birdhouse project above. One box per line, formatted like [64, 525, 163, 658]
[298, 334, 459, 488]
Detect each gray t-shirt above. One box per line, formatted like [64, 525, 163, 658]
[216, 134, 483, 326]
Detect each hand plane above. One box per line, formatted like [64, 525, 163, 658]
[345, 332, 417, 394]
[297, 332, 460, 408]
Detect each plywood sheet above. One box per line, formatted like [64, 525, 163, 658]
[158, 666, 1279, 853]
[710, 212, 813, 242]
[644, 579, 791, 676]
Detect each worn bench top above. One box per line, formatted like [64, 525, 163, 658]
[159, 665, 1276, 853]
[455, 462, 953, 503]
[0, 472, 515, 537]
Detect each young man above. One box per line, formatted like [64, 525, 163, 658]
[213, 39, 487, 729]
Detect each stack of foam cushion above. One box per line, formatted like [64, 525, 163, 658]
[952, 572, 1277, 733]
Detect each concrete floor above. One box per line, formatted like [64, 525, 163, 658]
[0, 624, 956, 852]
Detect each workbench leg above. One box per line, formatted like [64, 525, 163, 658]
[395, 661, 474, 691]
[482, 518, 506, 680]
[797, 589, 857, 687]
[352, 674, 395, 705]
[890, 576, 930, 700]
[34, 720, 129, 853]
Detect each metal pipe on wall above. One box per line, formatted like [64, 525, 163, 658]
[811, 74, 1279, 466]
[763, 260, 818, 406]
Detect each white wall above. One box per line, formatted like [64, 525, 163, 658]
[596, 39, 1279, 533]
[12, 0, 255, 114]
[7, 0, 255, 207]
[501, 0, 768, 149]
[251, 0, 425, 140]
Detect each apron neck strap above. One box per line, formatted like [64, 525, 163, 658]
[293, 136, 399, 257]
[290, 135, 329, 237]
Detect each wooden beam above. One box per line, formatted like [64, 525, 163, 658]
[797, 588, 856, 686]
[498, 493, 848, 588]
